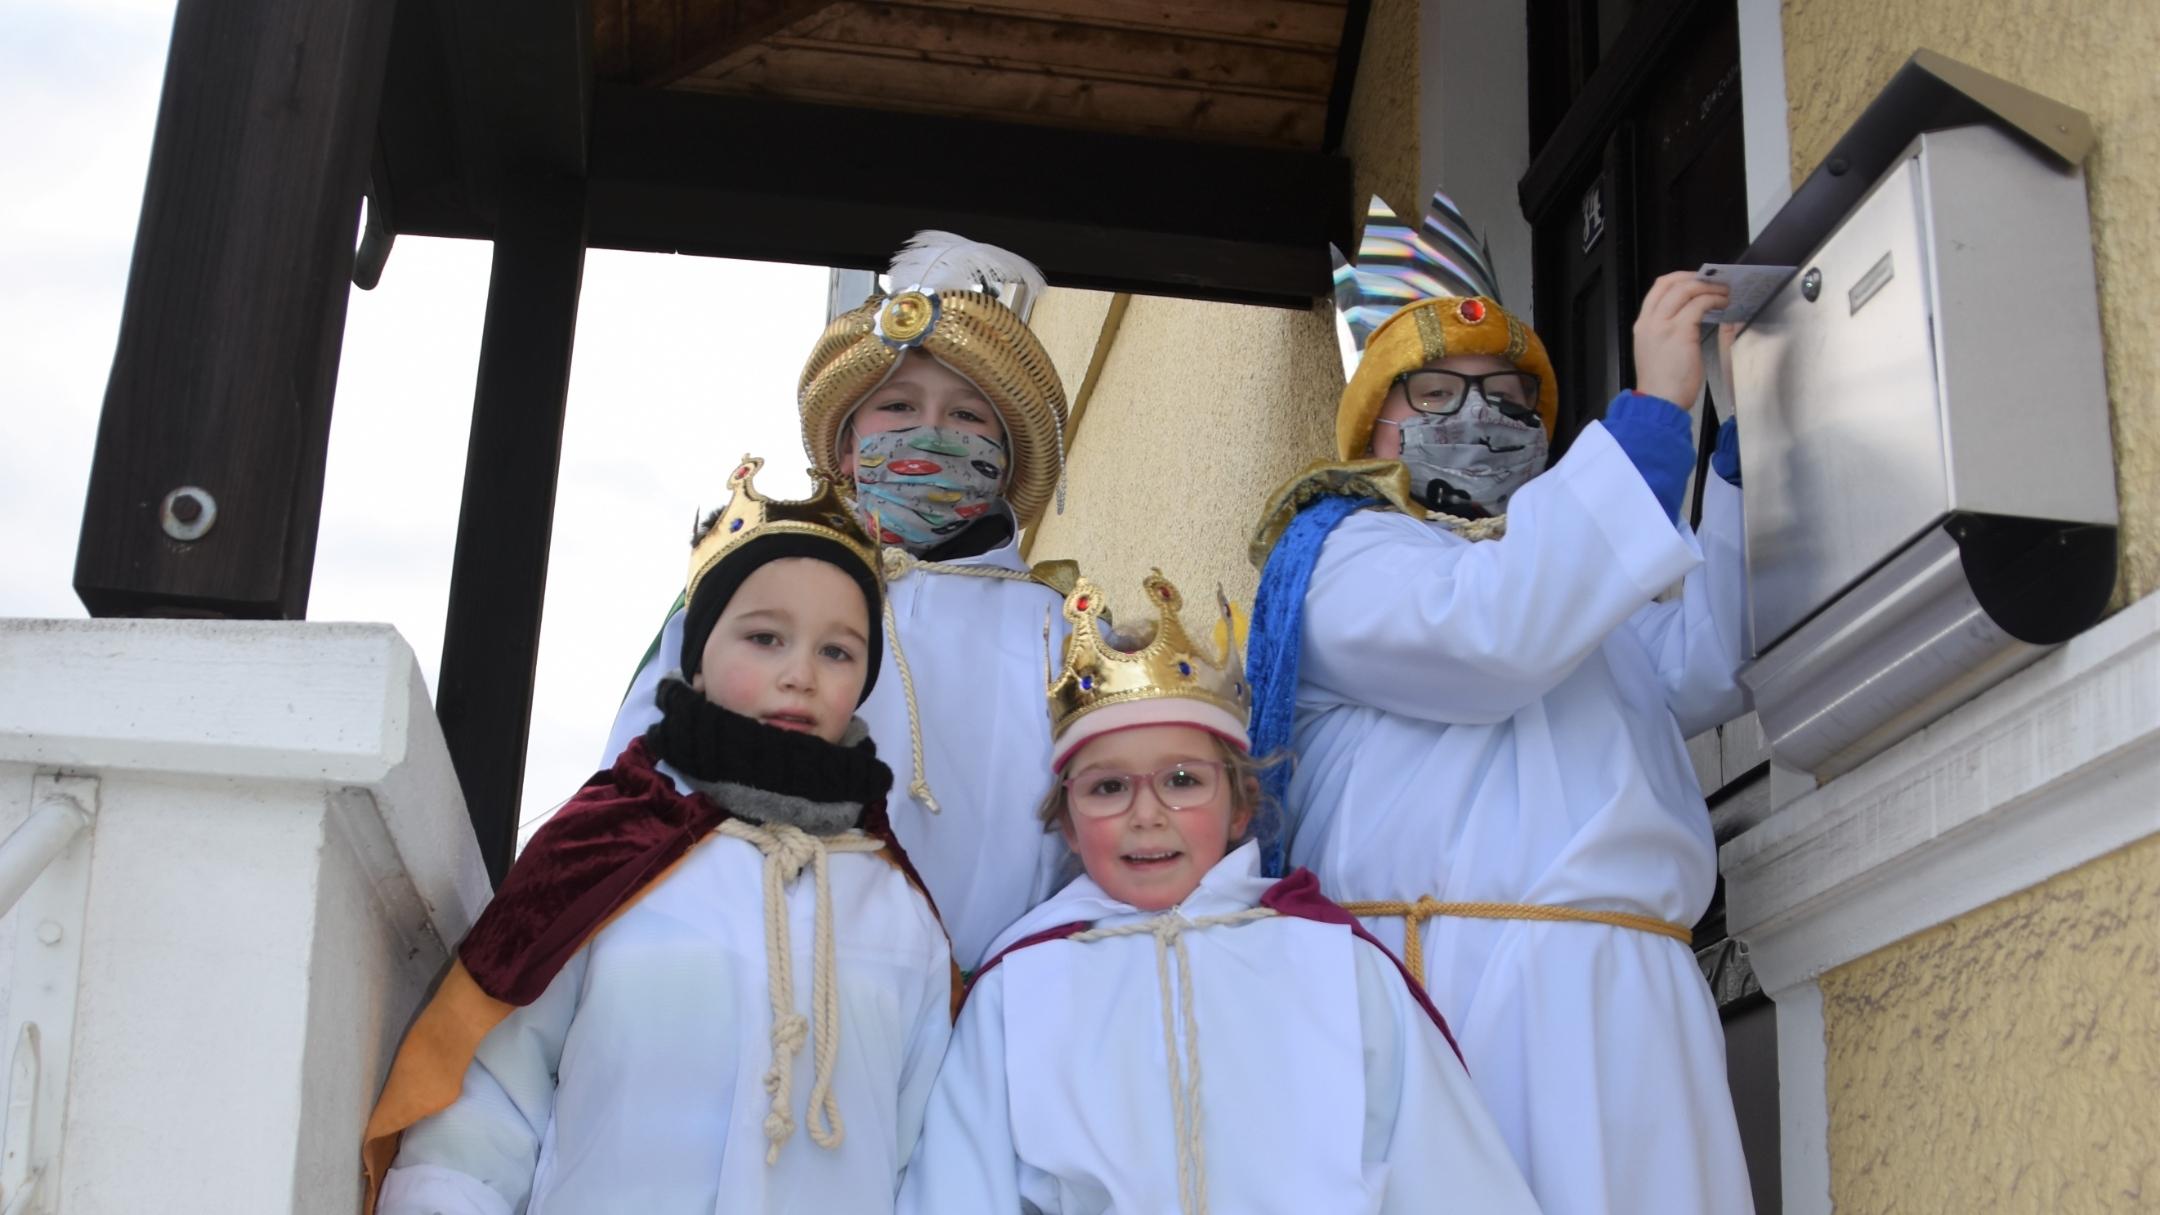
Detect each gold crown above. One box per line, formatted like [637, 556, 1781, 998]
[1046, 571, 1249, 739]
[687, 455, 879, 604]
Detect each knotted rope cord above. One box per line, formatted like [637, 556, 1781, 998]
[1337, 896, 1692, 986]
[876, 546, 1038, 815]
[1436, 513, 1507, 542]
[715, 819, 885, 1163]
[1070, 907, 1278, 1215]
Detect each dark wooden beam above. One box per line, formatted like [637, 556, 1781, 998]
[435, 178, 589, 886]
[1321, 0, 1371, 153]
[371, 0, 589, 248]
[74, 0, 399, 618]
[627, 0, 839, 86]
[393, 85, 1350, 306]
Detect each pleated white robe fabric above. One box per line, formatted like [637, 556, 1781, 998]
[377, 767, 955, 1215]
[897, 842, 1543, 1215]
[603, 535, 1071, 970]
[1283, 420, 1754, 1215]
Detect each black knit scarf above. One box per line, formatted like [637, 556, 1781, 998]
[643, 677, 894, 836]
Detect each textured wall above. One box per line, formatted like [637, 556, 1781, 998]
[1817, 831, 2160, 1211]
[1344, 0, 1423, 221]
[1027, 295, 1341, 608]
[1782, 0, 2160, 604]
[1026, 286, 1117, 400]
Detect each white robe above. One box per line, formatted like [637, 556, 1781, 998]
[604, 537, 1070, 970]
[1286, 420, 1753, 1215]
[897, 842, 1542, 1215]
[378, 765, 954, 1215]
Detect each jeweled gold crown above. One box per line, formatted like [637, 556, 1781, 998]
[686, 455, 879, 603]
[1047, 571, 1249, 740]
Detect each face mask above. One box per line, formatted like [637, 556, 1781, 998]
[1386, 388, 1549, 516]
[853, 426, 1008, 552]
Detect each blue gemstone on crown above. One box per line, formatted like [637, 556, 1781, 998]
[1178, 661, 1193, 677]
[1080, 675, 1094, 691]
[728, 518, 744, 532]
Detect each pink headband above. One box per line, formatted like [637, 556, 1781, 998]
[1051, 698, 1252, 772]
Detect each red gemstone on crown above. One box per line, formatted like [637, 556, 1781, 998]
[1458, 299, 1487, 324]
[1075, 596, 1090, 612]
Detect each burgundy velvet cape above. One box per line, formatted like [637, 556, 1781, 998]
[362, 737, 943, 1212]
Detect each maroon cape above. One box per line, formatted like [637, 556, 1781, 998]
[362, 737, 943, 1212]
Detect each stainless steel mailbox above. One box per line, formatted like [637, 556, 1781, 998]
[1732, 121, 2118, 780]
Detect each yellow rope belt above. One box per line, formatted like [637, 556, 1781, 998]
[1337, 897, 1694, 986]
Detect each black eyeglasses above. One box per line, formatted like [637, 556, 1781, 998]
[1390, 369, 1541, 424]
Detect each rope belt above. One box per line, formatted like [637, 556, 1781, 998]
[1337, 897, 1693, 986]
[715, 819, 885, 1163]
[1071, 907, 1277, 1215]
[877, 547, 1037, 815]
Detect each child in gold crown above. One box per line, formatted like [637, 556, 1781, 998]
[362, 458, 953, 1215]
[896, 572, 1541, 1215]
[601, 232, 1075, 974]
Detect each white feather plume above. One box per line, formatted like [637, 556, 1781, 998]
[886, 230, 1047, 305]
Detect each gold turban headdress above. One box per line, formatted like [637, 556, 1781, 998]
[1332, 193, 1558, 460]
[799, 232, 1071, 527]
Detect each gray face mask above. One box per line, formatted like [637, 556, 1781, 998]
[1382, 389, 1549, 516]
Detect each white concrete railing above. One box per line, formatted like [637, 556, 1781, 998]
[0, 792, 91, 922]
[0, 620, 489, 1215]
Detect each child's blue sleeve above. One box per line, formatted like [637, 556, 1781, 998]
[1599, 391, 1695, 522]
[1711, 417, 1742, 486]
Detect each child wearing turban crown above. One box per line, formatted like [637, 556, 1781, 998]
[363, 458, 953, 1215]
[897, 571, 1542, 1215]
[1243, 193, 1754, 1215]
[600, 232, 1076, 973]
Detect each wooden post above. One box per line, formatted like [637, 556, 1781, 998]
[74, 0, 397, 618]
[434, 178, 589, 884]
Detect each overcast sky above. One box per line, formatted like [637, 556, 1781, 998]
[2, 0, 826, 832]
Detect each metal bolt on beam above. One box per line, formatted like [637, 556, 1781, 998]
[159, 487, 217, 542]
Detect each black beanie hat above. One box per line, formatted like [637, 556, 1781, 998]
[680, 531, 884, 706]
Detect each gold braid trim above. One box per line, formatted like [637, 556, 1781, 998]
[1339, 898, 1694, 986]
[1246, 458, 1507, 569]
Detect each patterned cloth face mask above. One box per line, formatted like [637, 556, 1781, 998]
[1383, 388, 1550, 517]
[852, 426, 1009, 551]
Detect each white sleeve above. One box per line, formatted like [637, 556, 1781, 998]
[893, 923, 957, 1176]
[380, 949, 588, 1215]
[1622, 472, 1751, 737]
[599, 606, 682, 765]
[1299, 424, 1704, 725]
[896, 970, 1027, 1215]
[1352, 943, 1542, 1215]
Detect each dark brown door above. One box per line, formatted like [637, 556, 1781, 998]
[1521, 3, 1778, 1211]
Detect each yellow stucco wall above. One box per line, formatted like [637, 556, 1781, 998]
[1344, 0, 1423, 221]
[1026, 286, 1116, 400]
[1817, 831, 2160, 1212]
[1025, 0, 1423, 609]
[1026, 294, 1341, 607]
[1782, 0, 2160, 606]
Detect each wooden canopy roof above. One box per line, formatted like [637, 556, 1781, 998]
[373, 0, 1364, 304]
[597, 0, 1346, 148]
